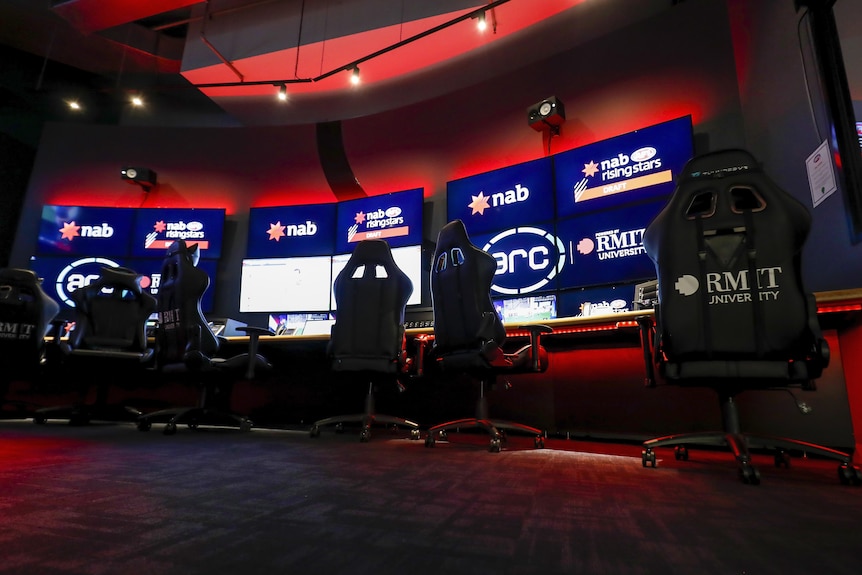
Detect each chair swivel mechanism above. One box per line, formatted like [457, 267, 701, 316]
[0, 268, 60, 415]
[424, 220, 550, 452]
[638, 148, 858, 485]
[34, 266, 156, 425]
[309, 239, 420, 442]
[137, 240, 273, 435]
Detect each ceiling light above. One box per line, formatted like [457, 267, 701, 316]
[350, 66, 361, 86]
[277, 83, 287, 101]
[67, 100, 81, 111]
[131, 95, 144, 107]
[476, 11, 487, 32]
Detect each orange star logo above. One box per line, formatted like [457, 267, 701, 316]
[582, 160, 599, 178]
[153, 220, 167, 233]
[468, 192, 491, 216]
[267, 221, 286, 241]
[354, 211, 366, 225]
[59, 221, 81, 241]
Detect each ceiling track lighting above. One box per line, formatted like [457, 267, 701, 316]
[192, 0, 513, 90]
[350, 66, 361, 85]
[277, 83, 287, 101]
[476, 11, 487, 32]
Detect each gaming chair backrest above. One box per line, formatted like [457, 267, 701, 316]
[329, 239, 412, 368]
[430, 220, 506, 355]
[0, 268, 60, 367]
[156, 240, 218, 365]
[644, 149, 815, 361]
[68, 266, 155, 352]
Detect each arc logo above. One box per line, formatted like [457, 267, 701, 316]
[481, 226, 565, 295]
[267, 220, 318, 241]
[54, 257, 121, 307]
[59, 221, 114, 241]
[468, 183, 530, 216]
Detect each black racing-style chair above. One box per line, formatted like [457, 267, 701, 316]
[424, 220, 550, 452]
[136, 240, 273, 435]
[0, 268, 60, 415]
[638, 148, 859, 485]
[309, 239, 420, 441]
[34, 266, 156, 425]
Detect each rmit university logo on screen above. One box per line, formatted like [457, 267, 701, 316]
[59, 221, 114, 241]
[481, 227, 565, 295]
[468, 183, 530, 215]
[674, 266, 783, 305]
[574, 227, 646, 261]
[0, 321, 36, 340]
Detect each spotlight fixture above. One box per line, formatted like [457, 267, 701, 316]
[527, 96, 566, 134]
[476, 11, 487, 31]
[130, 95, 144, 107]
[121, 166, 157, 192]
[350, 66, 361, 85]
[277, 83, 287, 101]
[67, 100, 81, 111]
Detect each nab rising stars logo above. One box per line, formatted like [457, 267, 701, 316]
[572, 145, 668, 203]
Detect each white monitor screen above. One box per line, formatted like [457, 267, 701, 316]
[330, 244, 422, 310]
[240, 256, 333, 313]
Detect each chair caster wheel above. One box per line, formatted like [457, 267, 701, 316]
[335, 423, 345, 434]
[163, 422, 177, 436]
[437, 430, 448, 441]
[838, 463, 862, 485]
[424, 435, 436, 448]
[410, 429, 420, 440]
[309, 425, 321, 438]
[739, 463, 761, 485]
[137, 420, 152, 432]
[774, 450, 791, 468]
[642, 449, 657, 468]
[187, 421, 199, 430]
[534, 436, 545, 449]
[359, 429, 370, 442]
[674, 446, 689, 461]
[239, 419, 253, 432]
[33, 414, 46, 425]
[489, 438, 502, 453]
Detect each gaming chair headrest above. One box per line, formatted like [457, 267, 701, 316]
[0, 268, 42, 287]
[166, 239, 200, 267]
[86, 266, 143, 296]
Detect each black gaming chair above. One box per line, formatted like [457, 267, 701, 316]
[638, 148, 859, 484]
[34, 266, 156, 425]
[424, 220, 550, 452]
[309, 239, 420, 441]
[0, 269, 60, 415]
[136, 240, 273, 435]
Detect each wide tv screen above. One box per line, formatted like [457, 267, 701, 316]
[246, 202, 336, 258]
[554, 115, 693, 218]
[130, 207, 226, 259]
[334, 188, 423, 253]
[37, 205, 135, 257]
[239, 256, 333, 313]
[446, 157, 554, 235]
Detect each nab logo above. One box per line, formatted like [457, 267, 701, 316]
[59, 221, 115, 241]
[481, 226, 565, 295]
[468, 183, 530, 216]
[267, 220, 318, 242]
[55, 257, 121, 307]
[674, 275, 699, 296]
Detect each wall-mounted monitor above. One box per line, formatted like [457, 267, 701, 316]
[555, 200, 665, 290]
[239, 255, 333, 313]
[446, 156, 554, 235]
[334, 188, 423, 253]
[554, 115, 693, 218]
[37, 205, 135, 257]
[330, 244, 422, 309]
[130, 207, 226, 259]
[246, 202, 336, 258]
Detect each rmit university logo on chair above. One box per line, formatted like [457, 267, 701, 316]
[674, 267, 784, 304]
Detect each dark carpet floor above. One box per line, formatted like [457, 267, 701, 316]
[1, 419, 860, 575]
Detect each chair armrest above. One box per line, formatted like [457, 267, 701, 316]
[515, 324, 552, 372]
[236, 325, 275, 379]
[411, 333, 435, 376]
